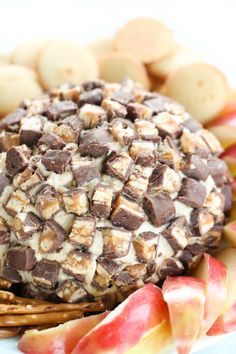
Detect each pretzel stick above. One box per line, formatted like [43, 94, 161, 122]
[0, 302, 104, 315]
[0, 290, 15, 302]
[12, 296, 52, 306]
[0, 310, 83, 327]
[0, 278, 13, 290]
[0, 326, 22, 338]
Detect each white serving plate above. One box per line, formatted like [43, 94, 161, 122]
[1, 331, 236, 354]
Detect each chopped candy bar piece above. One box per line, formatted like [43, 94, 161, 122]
[54, 115, 83, 143]
[177, 178, 207, 208]
[158, 137, 181, 170]
[46, 100, 78, 120]
[13, 167, 44, 191]
[69, 216, 96, 249]
[62, 188, 88, 216]
[158, 257, 184, 279]
[91, 183, 113, 218]
[79, 88, 103, 106]
[62, 251, 91, 282]
[180, 129, 210, 157]
[200, 129, 223, 156]
[143, 192, 175, 227]
[6, 145, 30, 176]
[72, 156, 99, 185]
[19, 115, 43, 146]
[190, 208, 214, 236]
[38, 133, 66, 150]
[133, 233, 158, 263]
[0, 217, 10, 244]
[7, 247, 36, 271]
[134, 119, 160, 142]
[102, 227, 133, 258]
[42, 149, 72, 173]
[0, 108, 26, 132]
[207, 157, 231, 186]
[92, 258, 118, 290]
[129, 140, 156, 166]
[181, 155, 209, 181]
[111, 195, 145, 230]
[39, 220, 66, 253]
[56, 280, 88, 303]
[148, 164, 181, 193]
[127, 102, 152, 121]
[124, 165, 151, 200]
[0, 174, 10, 194]
[0, 132, 20, 152]
[13, 212, 42, 239]
[111, 118, 137, 146]
[153, 112, 182, 138]
[79, 128, 114, 157]
[103, 151, 133, 182]
[32, 260, 60, 288]
[79, 104, 106, 128]
[101, 98, 127, 119]
[182, 117, 202, 132]
[5, 189, 30, 216]
[35, 184, 61, 219]
[163, 216, 192, 252]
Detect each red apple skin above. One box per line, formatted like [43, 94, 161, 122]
[194, 253, 228, 336]
[163, 276, 205, 354]
[72, 283, 170, 354]
[18, 312, 108, 354]
[207, 301, 236, 336]
[220, 145, 236, 176]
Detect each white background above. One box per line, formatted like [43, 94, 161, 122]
[0, 0, 236, 85]
[0, 1, 236, 353]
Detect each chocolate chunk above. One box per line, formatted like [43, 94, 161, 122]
[185, 243, 208, 256]
[182, 117, 202, 132]
[82, 80, 104, 91]
[158, 258, 184, 279]
[143, 95, 184, 115]
[0, 217, 10, 244]
[221, 184, 233, 213]
[207, 157, 231, 186]
[62, 188, 88, 216]
[102, 227, 133, 258]
[69, 216, 96, 249]
[79, 104, 107, 129]
[38, 133, 66, 150]
[148, 164, 181, 193]
[42, 149, 72, 174]
[103, 151, 133, 182]
[46, 100, 78, 120]
[6, 145, 30, 176]
[158, 137, 181, 170]
[115, 264, 146, 286]
[39, 220, 66, 253]
[79, 88, 103, 106]
[56, 280, 88, 303]
[101, 98, 127, 120]
[163, 216, 192, 252]
[111, 196, 145, 231]
[204, 189, 225, 220]
[202, 223, 223, 248]
[79, 128, 113, 157]
[143, 192, 175, 227]
[111, 118, 137, 146]
[133, 234, 158, 263]
[153, 112, 183, 138]
[134, 119, 160, 142]
[177, 178, 207, 208]
[181, 155, 209, 181]
[92, 258, 118, 290]
[7, 247, 36, 271]
[35, 184, 61, 219]
[32, 260, 60, 288]
[91, 183, 113, 218]
[62, 251, 91, 282]
[5, 189, 30, 216]
[190, 208, 214, 236]
[110, 90, 134, 106]
[0, 132, 20, 152]
[200, 130, 223, 156]
[22, 283, 54, 300]
[127, 102, 152, 121]
[0, 174, 10, 195]
[124, 165, 151, 200]
[19, 115, 43, 146]
[54, 115, 83, 143]
[13, 167, 44, 191]
[0, 108, 26, 132]
[72, 156, 99, 186]
[13, 212, 42, 239]
[129, 140, 156, 166]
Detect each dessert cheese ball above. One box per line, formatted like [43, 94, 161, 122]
[0, 79, 232, 305]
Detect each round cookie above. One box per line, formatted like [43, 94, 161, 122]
[0, 79, 230, 305]
[36, 40, 98, 90]
[0, 65, 43, 117]
[113, 18, 175, 63]
[148, 46, 201, 79]
[88, 38, 113, 60]
[164, 63, 228, 123]
[99, 52, 150, 89]
[11, 40, 47, 69]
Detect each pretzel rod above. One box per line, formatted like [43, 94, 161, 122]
[12, 296, 52, 306]
[0, 310, 83, 327]
[0, 290, 15, 302]
[0, 326, 22, 338]
[0, 279, 13, 290]
[0, 301, 104, 315]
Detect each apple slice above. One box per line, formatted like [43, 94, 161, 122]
[215, 248, 236, 312]
[72, 283, 170, 354]
[18, 312, 108, 354]
[208, 125, 236, 149]
[163, 276, 205, 354]
[207, 110, 236, 128]
[223, 221, 236, 247]
[207, 301, 236, 335]
[193, 253, 228, 336]
[220, 144, 236, 176]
